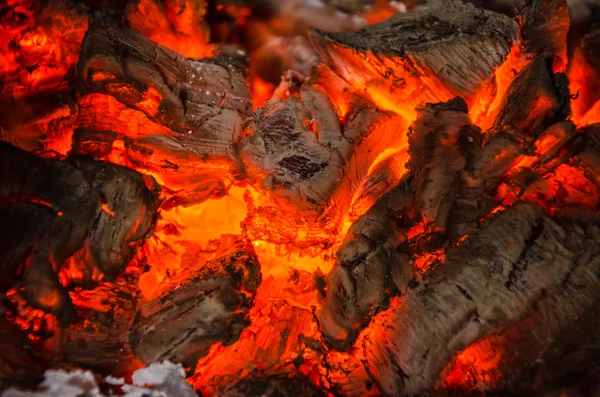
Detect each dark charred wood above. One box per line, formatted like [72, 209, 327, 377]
[223, 374, 328, 397]
[64, 154, 160, 287]
[130, 236, 261, 369]
[519, 0, 570, 66]
[0, 142, 101, 325]
[0, 318, 45, 387]
[0, 143, 158, 326]
[60, 277, 140, 373]
[71, 128, 119, 159]
[407, 97, 482, 228]
[492, 54, 571, 136]
[319, 175, 417, 349]
[362, 202, 600, 396]
[77, 22, 251, 144]
[310, 0, 519, 105]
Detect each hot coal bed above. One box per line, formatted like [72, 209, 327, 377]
[1, 0, 600, 396]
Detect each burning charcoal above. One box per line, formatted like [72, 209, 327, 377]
[439, 206, 600, 393]
[491, 54, 571, 136]
[0, 143, 159, 325]
[310, 0, 519, 111]
[71, 128, 119, 159]
[126, 0, 211, 59]
[0, 318, 44, 385]
[77, 23, 251, 142]
[407, 97, 482, 227]
[238, 73, 409, 245]
[130, 236, 261, 369]
[319, 175, 417, 349]
[519, 0, 570, 69]
[362, 201, 600, 396]
[61, 279, 140, 373]
[0, 142, 101, 324]
[0, 0, 88, 154]
[62, 154, 160, 287]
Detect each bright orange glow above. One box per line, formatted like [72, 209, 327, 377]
[101, 203, 115, 216]
[568, 49, 600, 127]
[469, 46, 529, 130]
[440, 337, 505, 391]
[127, 0, 212, 59]
[251, 77, 276, 110]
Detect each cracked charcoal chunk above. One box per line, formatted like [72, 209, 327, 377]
[60, 279, 140, 373]
[362, 202, 600, 396]
[130, 236, 261, 369]
[239, 69, 410, 245]
[520, 0, 570, 68]
[309, 0, 519, 108]
[63, 153, 160, 287]
[278, 155, 329, 180]
[492, 54, 571, 136]
[407, 97, 483, 227]
[77, 23, 250, 156]
[319, 175, 417, 349]
[0, 142, 101, 325]
[0, 142, 159, 326]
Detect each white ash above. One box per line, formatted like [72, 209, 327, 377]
[2, 362, 195, 397]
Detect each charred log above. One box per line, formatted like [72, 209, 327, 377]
[492, 54, 570, 136]
[519, 0, 570, 68]
[362, 202, 600, 396]
[407, 97, 482, 227]
[0, 317, 45, 386]
[319, 175, 417, 349]
[130, 236, 261, 369]
[62, 154, 160, 287]
[238, 71, 409, 245]
[0, 143, 158, 325]
[60, 276, 140, 373]
[76, 22, 251, 147]
[309, 0, 519, 109]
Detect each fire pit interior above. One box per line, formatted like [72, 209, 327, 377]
[1, 0, 600, 395]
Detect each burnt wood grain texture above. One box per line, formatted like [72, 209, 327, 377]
[0, 143, 158, 326]
[309, 0, 519, 107]
[130, 236, 261, 369]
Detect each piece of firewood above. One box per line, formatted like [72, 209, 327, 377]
[0, 143, 158, 326]
[60, 275, 140, 374]
[519, 0, 570, 69]
[438, 208, 600, 393]
[76, 22, 251, 141]
[309, 0, 519, 111]
[238, 71, 409, 245]
[130, 236, 261, 369]
[407, 97, 482, 227]
[0, 142, 100, 325]
[62, 153, 160, 287]
[491, 54, 571, 136]
[362, 201, 600, 396]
